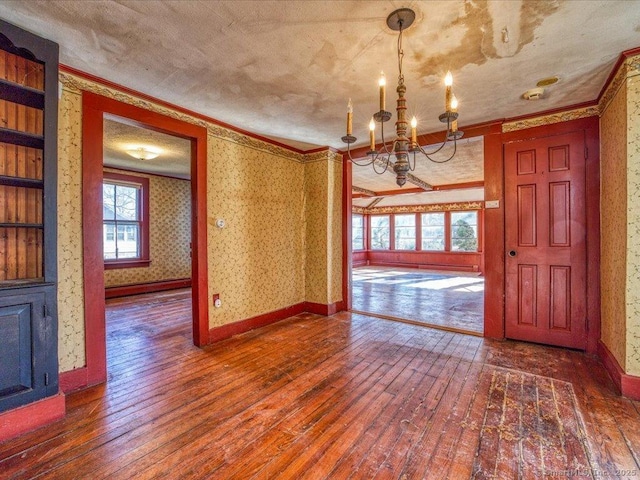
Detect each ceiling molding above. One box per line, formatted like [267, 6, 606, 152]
[366, 198, 384, 209]
[352, 186, 376, 197]
[432, 181, 485, 191]
[356, 201, 484, 215]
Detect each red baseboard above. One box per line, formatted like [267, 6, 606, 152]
[209, 303, 306, 342]
[0, 392, 65, 442]
[304, 300, 346, 316]
[209, 300, 347, 343]
[367, 261, 478, 272]
[59, 367, 89, 394]
[598, 340, 640, 400]
[105, 278, 192, 299]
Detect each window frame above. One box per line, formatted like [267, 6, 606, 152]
[103, 171, 150, 269]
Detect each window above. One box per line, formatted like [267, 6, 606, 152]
[103, 172, 150, 268]
[370, 215, 390, 249]
[352, 214, 364, 250]
[421, 212, 445, 251]
[451, 211, 478, 252]
[394, 214, 416, 250]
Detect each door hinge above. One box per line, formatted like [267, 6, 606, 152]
[585, 146, 588, 159]
[44, 373, 49, 386]
[43, 304, 49, 317]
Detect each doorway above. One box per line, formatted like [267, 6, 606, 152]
[81, 92, 208, 386]
[347, 136, 486, 335]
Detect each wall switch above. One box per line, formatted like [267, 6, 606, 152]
[485, 200, 500, 209]
[213, 294, 221, 308]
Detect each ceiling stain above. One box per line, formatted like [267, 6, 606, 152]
[414, 0, 560, 79]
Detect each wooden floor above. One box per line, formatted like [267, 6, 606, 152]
[1, 290, 639, 479]
[352, 267, 484, 334]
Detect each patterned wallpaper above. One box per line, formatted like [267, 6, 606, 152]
[56, 72, 342, 375]
[57, 85, 86, 372]
[206, 135, 306, 328]
[303, 152, 343, 305]
[626, 73, 640, 376]
[103, 169, 191, 287]
[600, 79, 628, 371]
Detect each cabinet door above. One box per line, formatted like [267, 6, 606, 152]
[0, 291, 54, 412]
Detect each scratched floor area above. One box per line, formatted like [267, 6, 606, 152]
[1, 290, 639, 479]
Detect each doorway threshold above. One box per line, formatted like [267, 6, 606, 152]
[349, 309, 484, 338]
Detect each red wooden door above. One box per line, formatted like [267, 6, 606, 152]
[504, 131, 587, 349]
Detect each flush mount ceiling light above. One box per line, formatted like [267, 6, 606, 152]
[125, 146, 161, 161]
[341, 7, 463, 187]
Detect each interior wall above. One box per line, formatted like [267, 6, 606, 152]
[58, 83, 86, 372]
[304, 152, 343, 305]
[103, 169, 191, 287]
[207, 135, 306, 329]
[626, 73, 640, 375]
[57, 71, 342, 374]
[600, 76, 628, 370]
[600, 57, 640, 376]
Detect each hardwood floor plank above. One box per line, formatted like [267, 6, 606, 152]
[1, 290, 639, 479]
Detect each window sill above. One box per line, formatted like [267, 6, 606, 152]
[104, 259, 151, 270]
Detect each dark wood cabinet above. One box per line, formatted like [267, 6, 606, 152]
[0, 19, 59, 412]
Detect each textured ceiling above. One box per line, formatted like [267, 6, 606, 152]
[1, 0, 638, 151]
[1, 0, 638, 199]
[103, 116, 191, 179]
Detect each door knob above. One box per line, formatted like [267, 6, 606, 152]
[508, 250, 517, 257]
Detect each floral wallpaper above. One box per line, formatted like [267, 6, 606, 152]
[57, 85, 86, 372]
[303, 152, 343, 305]
[103, 169, 191, 287]
[599, 54, 640, 376]
[206, 135, 306, 329]
[626, 72, 640, 376]
[56, 72, 343, 374]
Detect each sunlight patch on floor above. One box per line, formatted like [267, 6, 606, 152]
[405, 277, 484, 290]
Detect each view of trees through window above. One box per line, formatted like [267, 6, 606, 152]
[394, 214, 416, 250]
[103, 181, 142, 260]
[451, 211, 478, 252]
[352, 214, 364, 250]
[370, 215, 390, 249]
[421, 212, 445, 251]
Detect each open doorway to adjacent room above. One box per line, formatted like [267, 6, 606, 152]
[349, 136, 485, 335]
[102, 116, 195, 359]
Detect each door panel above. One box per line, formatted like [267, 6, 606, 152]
[505, 131, 587, 349]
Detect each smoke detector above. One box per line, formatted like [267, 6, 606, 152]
[522, 87, 545, 100]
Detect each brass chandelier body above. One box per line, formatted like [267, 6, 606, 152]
[342, 8, 463, 187]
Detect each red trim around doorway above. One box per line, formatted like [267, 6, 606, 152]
[81, 91, 209, 388]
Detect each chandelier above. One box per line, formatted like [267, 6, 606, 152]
[341, 8, 463, 187]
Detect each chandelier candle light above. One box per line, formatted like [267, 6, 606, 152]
[341, 8, 463, 187]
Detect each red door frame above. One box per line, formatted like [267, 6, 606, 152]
[82, 91, 209, 385]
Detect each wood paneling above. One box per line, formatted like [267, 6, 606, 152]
[1, 291, 639, 476]
[0, 50, 44, 284]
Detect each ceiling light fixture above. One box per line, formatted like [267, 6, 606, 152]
[341, 8, 463, 187]
[125, 147, 160, 161]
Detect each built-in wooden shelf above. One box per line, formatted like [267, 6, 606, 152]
[0, 127, 44, 149]
[0, 175, 44, 189]
[0, 77, 45, 109]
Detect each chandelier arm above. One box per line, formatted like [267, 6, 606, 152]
[408, 150, 417, 171]
[372, 155, 390, 175]
[378, 120, 394, 155]
[423, 137, 458, 164]
[343, 141, 375, 166]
